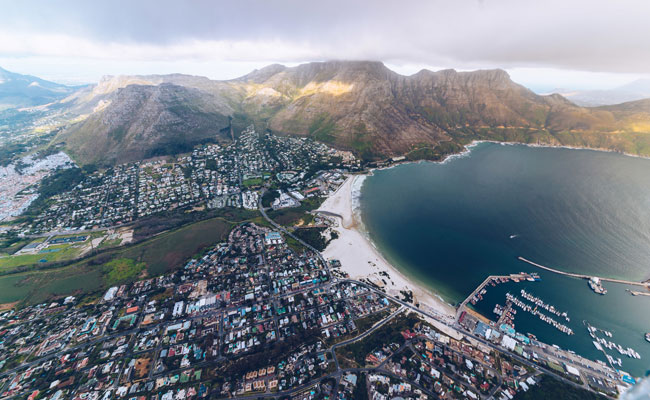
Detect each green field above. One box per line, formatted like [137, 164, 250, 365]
[267, 197, 324, 226]
[117, 216, 235, 275]
[0, 265, 103, 305]
[0, 243, 84, 271]
[243, 177, 264, 187]
[0, 214, 255, 306]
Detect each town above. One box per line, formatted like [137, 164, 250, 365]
[9, 126, 358, 235]
[0, 126, 626, 400]
[0, 221, 582, 400]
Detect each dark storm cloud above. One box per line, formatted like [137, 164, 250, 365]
[2, 0, 650, 73]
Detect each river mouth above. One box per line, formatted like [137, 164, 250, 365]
[359, 142, 650, 376]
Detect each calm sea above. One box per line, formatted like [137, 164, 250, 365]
[360, 142, 650, 376]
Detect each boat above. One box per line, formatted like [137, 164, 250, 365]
[646, 333, 650, 343]
[588, 277, 607, 295]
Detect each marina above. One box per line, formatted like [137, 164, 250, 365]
[361, 143, 650, 377]
[586, 321, 641, 370]
[519, 289, 570, 322]
[455, 272, 540, 322]
[505, 292, 574, 335]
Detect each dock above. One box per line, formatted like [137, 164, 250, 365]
[456, 272, 534, 322]
[518, 257, 650, 289]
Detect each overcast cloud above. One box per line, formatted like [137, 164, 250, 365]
[1, 0, 649, 89]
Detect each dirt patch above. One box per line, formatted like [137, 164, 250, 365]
[0, 301, 19, 311]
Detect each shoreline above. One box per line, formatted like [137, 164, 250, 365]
[373, 139, 650, 174]
[317, 175, 456, 322]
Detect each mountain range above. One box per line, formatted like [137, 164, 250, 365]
[553, 79, 650, 106]
[0, 67, 78, 110]
[4, 61, 650, 165]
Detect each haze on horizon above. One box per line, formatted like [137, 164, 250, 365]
[1, 0, 649, 92]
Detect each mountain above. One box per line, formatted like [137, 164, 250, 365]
[57, 81, 233, 165]
[553, 79, 650, 106]
[0, 67, 78, 110]
[46, 61, 650, 164]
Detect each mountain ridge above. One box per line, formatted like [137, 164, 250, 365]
[0, 66, 79, 111]
[32, 60, 650, 164]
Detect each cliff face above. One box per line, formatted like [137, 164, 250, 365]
[53, 61, 650, 164]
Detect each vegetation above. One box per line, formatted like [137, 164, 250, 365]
[101, 258, 146, 286]
[18, 167, 88, 222]
[308, 113, 337, 143]
[268, 197, 324, 226]
[242, 177, 264, 187]
[0, 214, 254, 306]
[0, 243, 82, 271]
[350, 122, 375, 161]
[336, 313, 418, 367]
[261, 190, 280, 208]
[405, 141, 465, 162]
[352, 373, 369, 400]
[0, 232, 28, 254]
[292, 227, 330, 251]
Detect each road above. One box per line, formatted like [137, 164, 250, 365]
[256, 204, 613, 398]
[1, 204, 616, 399]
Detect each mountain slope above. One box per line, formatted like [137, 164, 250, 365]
[238, 61, 650, 159]
[0, 67, 77, 110]
[58, 83, 232, 165]
[48, 61, 650, 164]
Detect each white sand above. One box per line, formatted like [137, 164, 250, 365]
[318, 175, 456, 322]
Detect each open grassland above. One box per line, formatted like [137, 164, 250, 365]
[0, 213, 258, 307]
[0, 231, 110, 271]
[0, 244, 82, 271]
[267, 197, 324, 226]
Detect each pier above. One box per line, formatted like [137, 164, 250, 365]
[518, 257, 650, 288]
[456, 272, 535, 322]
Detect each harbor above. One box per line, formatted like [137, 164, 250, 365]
[361, 143, 650, 377]
[505, 292, 574, 335]
[455, 272, 540, 322]
[519, 289, 570, 322]
[455, 269, 650, 377]
[456, 272, 575, 336]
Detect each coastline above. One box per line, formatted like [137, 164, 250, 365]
[317, 174, 456, 322]
[316, 140, 650, 323]
[379, 139, 650, 174]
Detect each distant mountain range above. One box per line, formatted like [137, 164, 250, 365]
[0, 66, 79, 110]
[5, 61, 650, 165]
[551, 79, 650, 106]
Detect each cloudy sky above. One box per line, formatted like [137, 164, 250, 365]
[1, 0, 649, 91]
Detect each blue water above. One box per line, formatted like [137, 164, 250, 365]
[360, 142, 650, 376]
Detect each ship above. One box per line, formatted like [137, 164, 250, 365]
[588, 277, 607, 295]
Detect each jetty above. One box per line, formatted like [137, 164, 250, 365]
[456, 272, 538, 322]
[518, 257, 650, 289]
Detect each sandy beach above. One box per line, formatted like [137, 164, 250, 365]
[317, 175, 456, 322]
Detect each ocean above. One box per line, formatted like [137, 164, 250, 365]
[359, 142, 650, 376]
